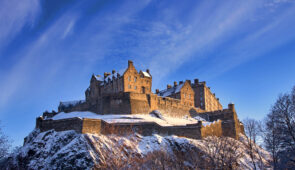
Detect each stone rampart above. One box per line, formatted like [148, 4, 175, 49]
[197, 104, 244, 139]
[36, 117, 83, 133]
[101, 121, 202, 139]
[36, 117, 203, 139]
[201, 120, 223, 138]
[58, 91, 206, 119]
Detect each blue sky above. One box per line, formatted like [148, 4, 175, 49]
[1, 0, 295, 146]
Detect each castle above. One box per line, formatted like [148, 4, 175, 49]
[36, 61, 244, 139]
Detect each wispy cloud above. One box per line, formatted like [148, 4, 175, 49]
[110, 0, 295, 86]
[113, 0, 259, 85]
[0, 0, 41, 53]
[0, 0, 152, 110]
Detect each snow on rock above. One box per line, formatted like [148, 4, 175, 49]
[6, 129, 93, 169]
[149, 110, 165, 120]
[194, 115, 206, 121]
[3, 130, 272, 169]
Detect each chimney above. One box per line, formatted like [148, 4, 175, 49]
[179, 81, 183, 84]
[112, 70, 116, 74]
[208, 87, 211, 89]
[156, 89, 159, 94]
[174, 81, 177, 87]
[146, 69, 150, 74]
[228, 103, 235, 112]
[217, 98, 219, 101]
[200, 81, 206, 86]
[128, 60, 134, 68]
[213, 93, 215, 96]
[194, 79, 199, 85]
[167, 84, 172, 89]
[187, 80, 191, 85]
[104, 72, 111, 79]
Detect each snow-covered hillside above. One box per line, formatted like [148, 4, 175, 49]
[2, 129, 272, 169]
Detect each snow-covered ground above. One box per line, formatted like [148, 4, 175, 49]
[3, 129, 272, 169]
[48, 111, 204, 127]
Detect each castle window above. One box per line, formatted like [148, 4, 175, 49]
[128, 85, 131, 89]
[128, 76, 131, 81]
[134, 77, 137, 82]
[134, 86, 137, 90]
[184, 93, 186, 98]
[189, 94, 191, 99]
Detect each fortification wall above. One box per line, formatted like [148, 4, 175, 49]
[82, 118, 102, 134]
[36, 117, 83, 133]
[197, 105, 244, 139]
[201, 120, 223, 138]
[126, 92, 204, 117]
[101, 93, 131, 114]
[129, 92, 151, 114]
[36, 117, 202, 139]
[58, 91, 205, 118]
[101, 121, 202, 139]
[154, 95, 203, 117]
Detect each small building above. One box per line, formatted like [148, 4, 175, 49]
[157, 80, 195, 107]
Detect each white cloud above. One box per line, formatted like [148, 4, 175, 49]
[113, 0, 295, 86]
[118, 0, 260, 85]
[62, 20, 76, 39]
[0, 0, 41, 52]
[0, 0, 153, 110]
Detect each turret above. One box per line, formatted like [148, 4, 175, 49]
[156, 89, 159, 94]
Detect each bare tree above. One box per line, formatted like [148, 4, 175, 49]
[203, 136, 243, 169]
[0, 122, 11, 159]
[243, 118, 258, 170]
[243, 118, 265, 170]
[262, 85, 295, 169]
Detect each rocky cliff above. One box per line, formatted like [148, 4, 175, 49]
[3, 129, 271, 169]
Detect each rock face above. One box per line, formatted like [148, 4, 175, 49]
[3, 129, 272, 169]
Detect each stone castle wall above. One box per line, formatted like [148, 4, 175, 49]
[36, 115, 240, 139]
[62, 92, 205, 118]
[201, 120, 223, 138]
[36, 117, 83, 133]
[197, 104, 243, 139]
[36, 117, 203, 139]
[38, 105, 243, 139]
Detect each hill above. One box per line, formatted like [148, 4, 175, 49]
[3, 129, 271, 169]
